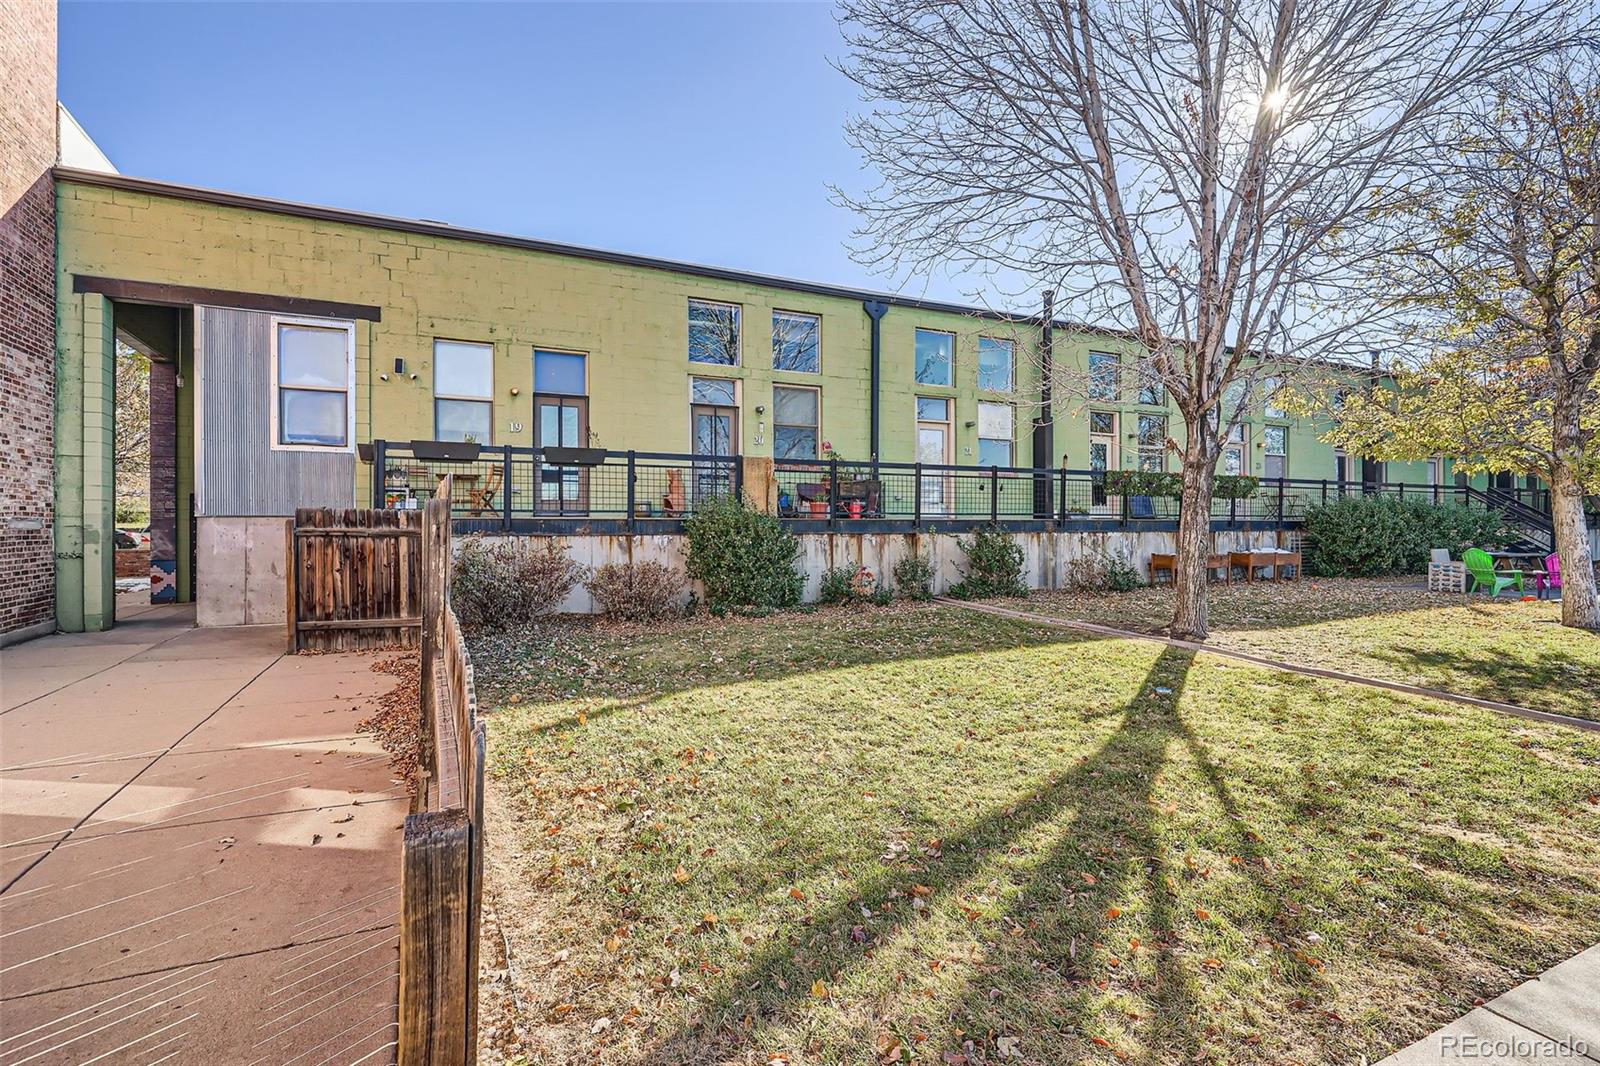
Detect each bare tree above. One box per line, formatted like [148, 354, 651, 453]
[836, 0, 1573, 638]
[1318, 60, 1600, 629]
[115, 342, 151, 522]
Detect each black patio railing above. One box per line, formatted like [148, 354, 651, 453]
[366, 440, 739, 530]
[770, 458, 1495, 529]
[365, 440, 1548, 534]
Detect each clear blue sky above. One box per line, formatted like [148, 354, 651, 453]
[58, 1, 995, 307]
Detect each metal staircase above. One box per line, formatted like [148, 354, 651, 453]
[1464, 486, 1554, 554]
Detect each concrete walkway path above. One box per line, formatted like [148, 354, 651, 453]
[1378, 946, 1600, 1065]
[0, 600, 407, 1065]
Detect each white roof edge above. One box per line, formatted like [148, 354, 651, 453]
[57, 103, 118, 174]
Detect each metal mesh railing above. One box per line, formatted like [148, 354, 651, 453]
[367, 442, 1523, 530]
[369, 442, 739, 523]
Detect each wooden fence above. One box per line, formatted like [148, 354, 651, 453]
[286, 507, 423, 652]
[399, 477, 486, 1066]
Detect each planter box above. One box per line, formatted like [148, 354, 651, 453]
[411, 440, 481, 462]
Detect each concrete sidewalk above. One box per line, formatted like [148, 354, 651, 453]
[0, 600, 408, 1064]
[1378, 947, 1600, 1065]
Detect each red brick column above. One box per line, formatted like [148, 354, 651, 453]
[1, 0, 59, 640]
[149, 361, 178, 602]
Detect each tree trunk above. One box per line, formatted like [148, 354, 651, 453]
[1550, 462, 1599, 631]
[1170, 437, 1217, 640]
[1549, 381, 1599, 630]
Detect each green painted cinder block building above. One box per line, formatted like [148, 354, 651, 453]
[53, 168, 1467, 631]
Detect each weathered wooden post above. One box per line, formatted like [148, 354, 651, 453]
[398, 808, 473, 1066]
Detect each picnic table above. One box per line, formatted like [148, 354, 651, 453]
[1229, 548, 1301, 582]
[1489, 550, 1552, 598]
[1149, 552, 1232, 584]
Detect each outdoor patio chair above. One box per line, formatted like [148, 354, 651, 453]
[1537, 552, 1561, 595]
[1462, 548, 1523, 596]
[1427, 548, 1467, 593]
[466, 465, 504, 516]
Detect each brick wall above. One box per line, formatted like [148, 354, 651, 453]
[0, 0, 58, 639]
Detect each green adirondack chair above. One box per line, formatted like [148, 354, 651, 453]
[1463, 548, 1523, 596]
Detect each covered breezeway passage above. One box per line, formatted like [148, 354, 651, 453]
[0, 593, 405, 1064]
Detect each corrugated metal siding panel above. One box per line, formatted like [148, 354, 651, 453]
[199, 306, 354, 516]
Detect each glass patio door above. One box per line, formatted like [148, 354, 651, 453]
[917, 425, 949, 514]
[691, 403, 737, 504]
[537, 396, 586, 512]
[1089, 411, 1117, 511]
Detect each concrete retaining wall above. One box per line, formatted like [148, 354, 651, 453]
[193, 518, 1288, 625]
[463, 528, 1286, 615]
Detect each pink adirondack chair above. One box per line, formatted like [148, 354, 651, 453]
[1538, 552, 1562, 595]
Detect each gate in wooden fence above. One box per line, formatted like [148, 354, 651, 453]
[286, 507, 423, 652]
[399, 478, 486, 1066]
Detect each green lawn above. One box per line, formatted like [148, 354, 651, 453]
[1022, 579, 1600, 722]
[474, 604, 1600, 1066]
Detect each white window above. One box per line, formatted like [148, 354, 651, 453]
[1137, 413, 1167, 472]
[1137, 372, 1165, 406]
[772, 311, 821, 373]
[915, 328, 954, 386]
[772, 385, 820, 459]
[272, 318, 354, 449]
[689, 298, 741, 365]
[977, 401, 1013, 466]
[977, 337, 1013, 391]
[1089, 351, 1119, 401]
[434, 339, 493, 443]
[1263, 376, 1286, 419]
[1264, 424, 1288, 478]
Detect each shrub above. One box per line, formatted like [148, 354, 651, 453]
[1064, 548, 1143, 592]
[870, 581, 894, 606]
[1101, 470, 1258, 501]
[453, 535, 586, 628]
[817, 565, 857, 605]
[1214, 474, 1260, 500]
[948, 526, 1027, 599]
[893, 553, 936, 601]
[683, 495, 804, 611]
[1103, 553, 1143, 592]
[586, 561, 686, 622]
[1302, 496, 1512, 577]
[1103, 470, 1182, 499]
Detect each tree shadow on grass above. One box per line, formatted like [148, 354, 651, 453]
[1365, 644, 1600, 720]
[633, 646, 1209, 1065]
